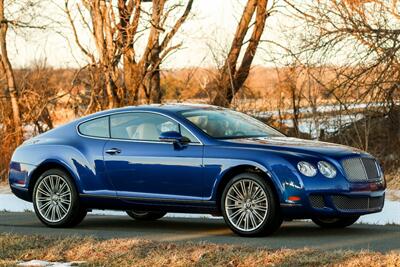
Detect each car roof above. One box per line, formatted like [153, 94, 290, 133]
[137, 103, 223, 112]
[74, 103, 225, 123]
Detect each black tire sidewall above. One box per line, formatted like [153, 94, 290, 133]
[33, 168, 84, 227]
[221, 172, 282, 237]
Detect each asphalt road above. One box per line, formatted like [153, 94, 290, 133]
[0, 212, 399, 252]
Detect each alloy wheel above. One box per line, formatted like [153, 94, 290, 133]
[224, 179, 268, 232]
[35, 174, 72, 223]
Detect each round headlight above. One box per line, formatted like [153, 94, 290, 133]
[318, 161, 337, 178]
[297, 161, 317, 177]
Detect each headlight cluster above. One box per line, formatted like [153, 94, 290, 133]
[297, 161, 337, 178]
[317, 161, 337, 178]
[297, 161, 317, 177]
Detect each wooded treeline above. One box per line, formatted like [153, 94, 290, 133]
[1, 0, 399, 184]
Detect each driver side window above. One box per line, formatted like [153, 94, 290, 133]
[110, 112, 199, 143]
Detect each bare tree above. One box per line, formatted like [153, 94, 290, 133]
[277, 65, 302, 136]
[283, 0, 400, 111]
[0, 0, 22, 143]
[0, 0, 51, 182]
[0, 0, 48, 143]
[279, 0, 400, 172]
[212, 0, 273, 107]
[65, 0, 194, 110]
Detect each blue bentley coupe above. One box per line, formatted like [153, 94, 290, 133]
[9, 104, 385, 236]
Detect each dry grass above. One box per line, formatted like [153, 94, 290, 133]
[0, 234, 399, 267]
[387, 173, 400, 191]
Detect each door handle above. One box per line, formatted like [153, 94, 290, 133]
[105, 148, 121, 155]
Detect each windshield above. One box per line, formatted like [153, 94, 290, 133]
[179, 109, 284, 139]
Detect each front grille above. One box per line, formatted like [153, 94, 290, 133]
[362, 158, 380, 179]
[309, 195, 325, 209]
[342, 157, 381, 182]
[332, 195, 384, 211]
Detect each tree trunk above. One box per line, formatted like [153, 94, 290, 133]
[232, 0, 268, 96]
[291, 88, 300, 137]
[149, 42, 162, 103]
[212, 0, 269, 107]
[123, 49, 144, 105]
[123, 51, 137, 104]
[69, 0, 192, 106]
[104, 71, 119, 109]
[213, 0, 257, 107]
[0, 0, 23, 143]
[149, 70, 161, 103]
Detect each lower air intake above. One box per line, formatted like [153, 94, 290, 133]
[332, 195, 384, 211]
[309, 195, 325, 209]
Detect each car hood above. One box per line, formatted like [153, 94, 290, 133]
[223, 136, 365, 158]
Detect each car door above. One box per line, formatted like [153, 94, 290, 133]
[103, 112, 204, 202]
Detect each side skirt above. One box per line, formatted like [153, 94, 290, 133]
[79, 194, 218, 214]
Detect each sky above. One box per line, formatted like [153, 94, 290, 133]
[7, 0, 285, 69]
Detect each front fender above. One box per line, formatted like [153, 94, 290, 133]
[204, 146, 305, 203]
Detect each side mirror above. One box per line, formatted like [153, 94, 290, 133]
[159, 131, 189, 144]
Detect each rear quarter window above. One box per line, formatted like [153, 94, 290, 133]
[78, 117, 110, 138]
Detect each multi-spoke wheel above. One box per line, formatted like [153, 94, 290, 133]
[221, 172, 282, 237]
[33, 169, 86, 227]
[312, 216, 360, 228]
[126, 210, 167, 221]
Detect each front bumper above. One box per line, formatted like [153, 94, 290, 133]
[280, 181, 386, 219]
[307, 192, 384, 214]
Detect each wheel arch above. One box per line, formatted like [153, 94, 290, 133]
[214, 164, 281, 214]
[28, 160, 80, 201]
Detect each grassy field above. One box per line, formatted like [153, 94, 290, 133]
[1, 234, 399, 267]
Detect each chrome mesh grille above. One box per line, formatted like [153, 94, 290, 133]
[309, 195, 325, 209]
[332, 195, 384, 211]
[361, 158, 380, 180]
[342, 157, 381, 182]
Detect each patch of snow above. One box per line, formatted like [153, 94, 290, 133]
[358, 199, 400, 225]
[1, 193, 399, 225]
[249, 102, 398, 138]
[281, 113, 365, 139]
[252, 102, 391, 118]
[17, 260, 85, 267]
[0, 194, 32, 212]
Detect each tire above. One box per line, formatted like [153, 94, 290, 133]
[126, 211, 167, 221]
[311, 216, 360, 228]
[33, 169, 87, 228]
[221, 172, 282, 237]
